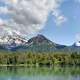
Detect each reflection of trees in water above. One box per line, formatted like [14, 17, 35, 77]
[0, 66, 18, 74]
[7, 66, 17, 73]
[0, 66, 80, 76]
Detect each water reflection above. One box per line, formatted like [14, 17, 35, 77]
[0, 66, 80, 80]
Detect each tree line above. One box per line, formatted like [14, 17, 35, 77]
[0, 51, 80, 66]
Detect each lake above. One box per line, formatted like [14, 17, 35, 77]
[0, 66, 80, 80]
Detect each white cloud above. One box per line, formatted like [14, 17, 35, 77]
[55, 15, 67, 25]
[52, 3, 67, 25]
[0, 0, 66, 37]
[0, 7, 9, 13]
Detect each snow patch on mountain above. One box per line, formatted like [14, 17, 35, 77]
[75, 41, 80, 46]
[0, 35, 27, 45]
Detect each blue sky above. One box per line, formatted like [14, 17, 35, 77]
[40, 0, 80, 45]
[0, 0, 80, 46]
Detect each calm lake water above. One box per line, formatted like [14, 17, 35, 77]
[0, 66, 80, 80]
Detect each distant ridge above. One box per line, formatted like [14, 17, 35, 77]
[0, 34, 80, 53]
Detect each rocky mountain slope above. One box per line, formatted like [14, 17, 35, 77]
[0, 34, 80, 53]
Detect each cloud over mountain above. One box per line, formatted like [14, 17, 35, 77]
[0, 0, 66, 37]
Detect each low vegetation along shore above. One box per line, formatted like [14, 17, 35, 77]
[0, 51, 80, 67]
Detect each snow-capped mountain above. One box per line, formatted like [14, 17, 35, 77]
[73, 41, 80, 47]
[0, 34, 80, 53]
[0, 35, 27, 45]
[0, 35, 28, 50]
[0, 34, 66, 51]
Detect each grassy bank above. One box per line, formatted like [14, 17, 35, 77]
[0, 51, 80, 66]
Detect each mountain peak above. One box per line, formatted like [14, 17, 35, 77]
[35, 34, 48, 40]
[0, 34, 79, 52]
[28, 34, 50, 44]
[73, 41, 80, 47]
